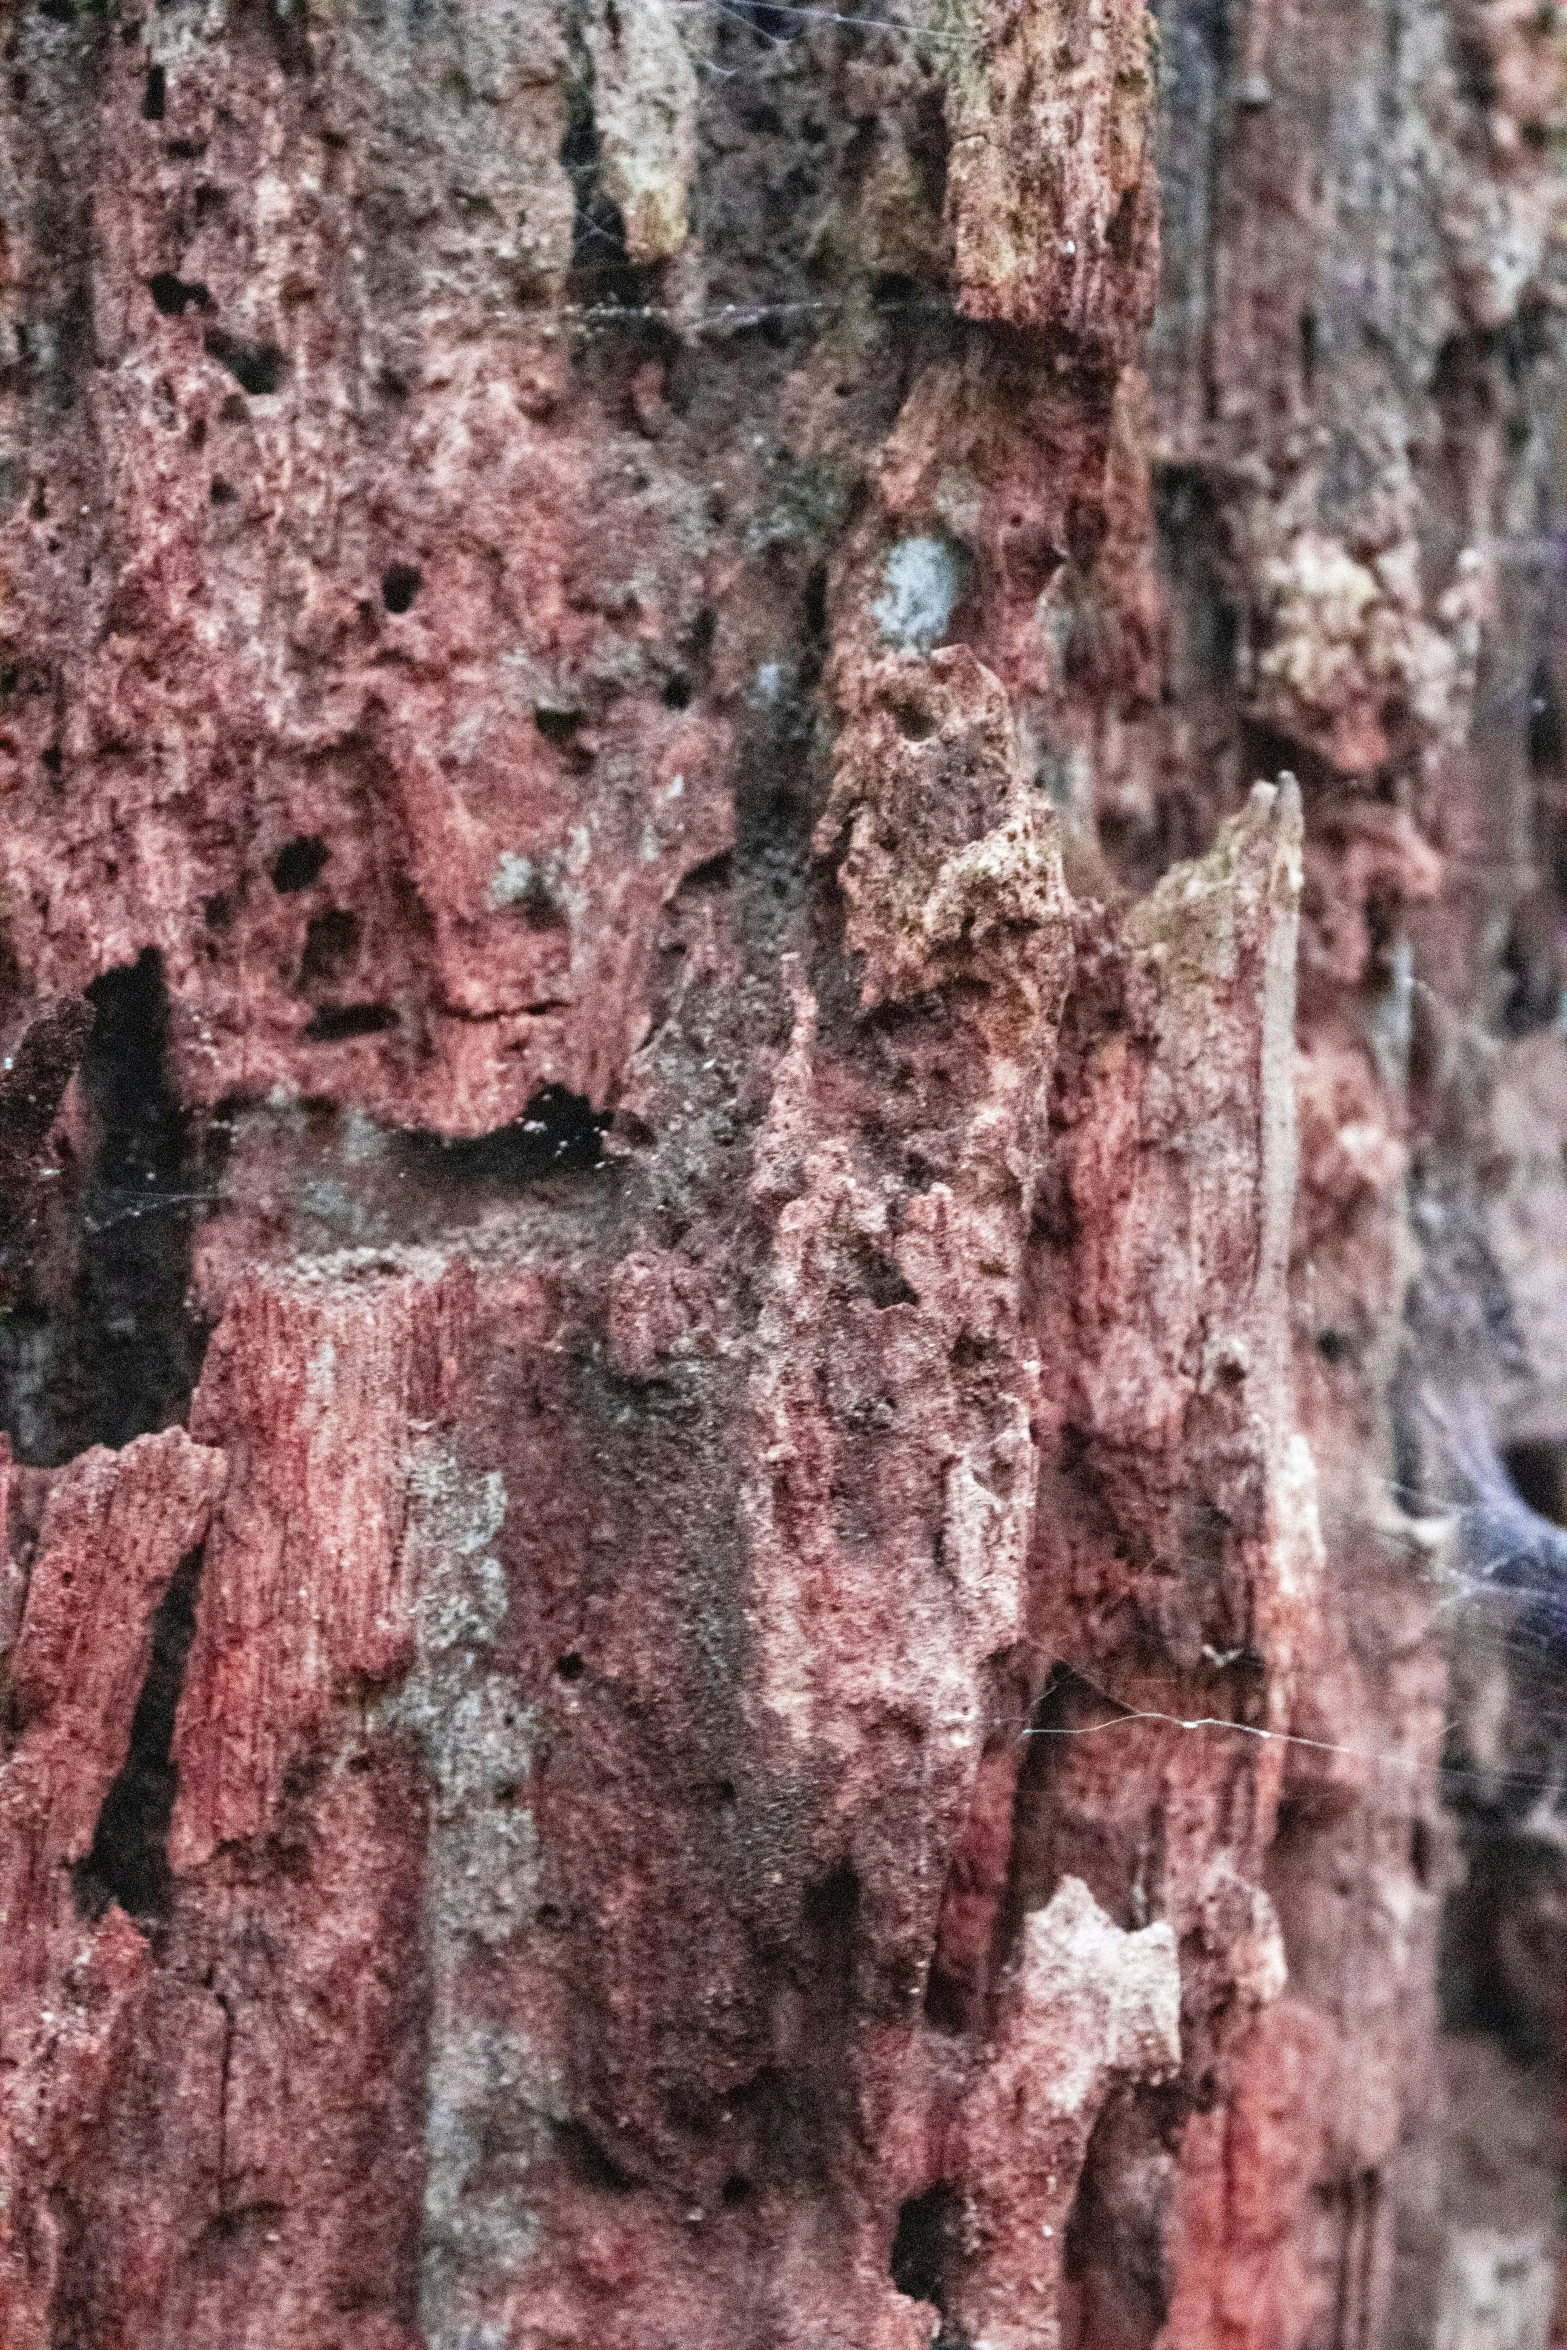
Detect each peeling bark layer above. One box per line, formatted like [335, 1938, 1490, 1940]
[2, 1, 1567, 2346]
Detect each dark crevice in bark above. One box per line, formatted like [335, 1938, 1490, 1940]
[0, 947, 209, 1466]
[72, 1544, 204, 1929]
[394, 1084, 611, 1184]
[73, 951, 204, 1442]
[890, 2181, 969, 2341]
[1061, 2086, 1178, 2350]
[1504, 1439, 1567, 1527]
[554, 2116, 642, 2193]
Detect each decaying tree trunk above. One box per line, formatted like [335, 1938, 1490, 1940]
[2, 1, 1566, 2344]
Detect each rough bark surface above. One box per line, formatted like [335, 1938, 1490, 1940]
[2, 2, 1566, 2348]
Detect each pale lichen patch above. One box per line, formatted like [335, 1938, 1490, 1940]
[378, 1439, 549, 2345]
[872, 535, 967, 654]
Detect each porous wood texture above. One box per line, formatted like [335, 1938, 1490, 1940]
[2, 3, 1566, 2345]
